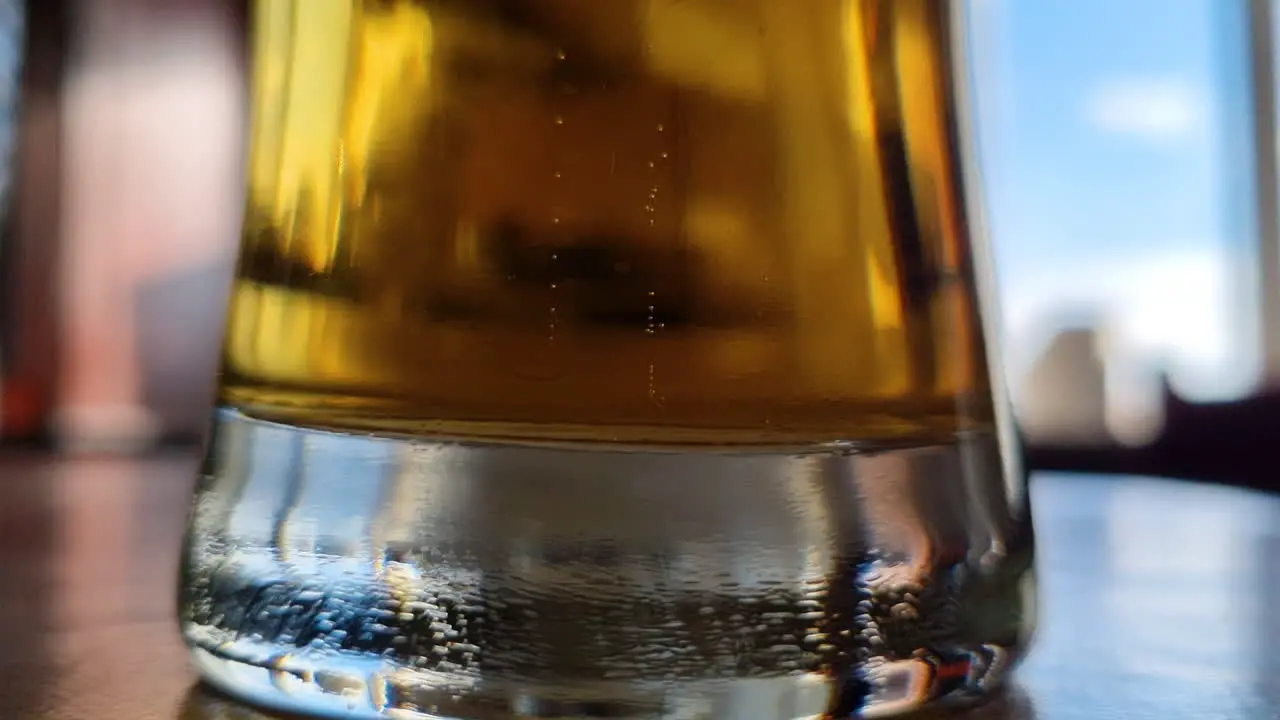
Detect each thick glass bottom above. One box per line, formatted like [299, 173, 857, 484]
[179, 409, 1034, 719]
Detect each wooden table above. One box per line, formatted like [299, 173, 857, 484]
[0, 452, 1274, 719]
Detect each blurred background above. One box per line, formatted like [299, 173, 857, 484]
[2, 0, 1280, 487]
[0, 0, 244, 450]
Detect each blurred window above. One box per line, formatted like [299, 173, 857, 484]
[969, 0, 1272, 447]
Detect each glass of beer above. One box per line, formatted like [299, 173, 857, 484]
[178, 1, 1035, 717]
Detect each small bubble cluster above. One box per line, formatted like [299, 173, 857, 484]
[548, 57, 568, 342]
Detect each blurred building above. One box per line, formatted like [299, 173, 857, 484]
[1016, 320, 1172, 449]
[1015, 327, 1109, 446]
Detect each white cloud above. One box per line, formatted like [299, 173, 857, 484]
[1000, 246, 1260, 402]
[1082, 78, 1205, 144]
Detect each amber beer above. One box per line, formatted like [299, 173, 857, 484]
[222, 0, 995, 445]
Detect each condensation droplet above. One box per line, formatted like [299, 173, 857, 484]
[656, 123, 665, 132]
[555, 49, 567, 61]
[554, 116, 565, 126]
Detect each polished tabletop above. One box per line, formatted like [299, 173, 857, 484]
[0, 451, 1276, 719]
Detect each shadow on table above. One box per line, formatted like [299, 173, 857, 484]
[177, 682, 1036, 719]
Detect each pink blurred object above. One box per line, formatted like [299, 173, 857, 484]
[51, 0, 245, 451]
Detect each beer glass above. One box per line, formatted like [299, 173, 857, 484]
[178, 1, 1035, 717]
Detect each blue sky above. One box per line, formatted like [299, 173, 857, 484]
[971, 0, 1262, 400]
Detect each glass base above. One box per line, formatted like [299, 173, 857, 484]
[179, 409, 1034, 719]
